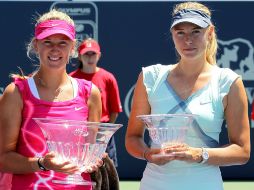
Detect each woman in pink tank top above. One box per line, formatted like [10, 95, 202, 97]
[0, 9, 102, 190]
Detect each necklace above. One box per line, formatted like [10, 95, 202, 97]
[37, 75, 69, 101]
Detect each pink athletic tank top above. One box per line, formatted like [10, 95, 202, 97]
[11, 77, 93, 190]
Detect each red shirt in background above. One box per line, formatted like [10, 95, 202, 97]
[69, 68, 122, 122]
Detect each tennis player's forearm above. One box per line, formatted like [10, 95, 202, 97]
[0, 152, 39, 174]
[204, 144, 250, 166]
[125, 136, 148, 160]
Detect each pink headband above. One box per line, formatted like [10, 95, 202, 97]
[35, 20, 75, 41]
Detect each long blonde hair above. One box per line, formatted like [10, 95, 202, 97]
[26, 9, 77, 59]
[172, 2, 218, 65]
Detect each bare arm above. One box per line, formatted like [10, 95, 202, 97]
[125, 73, 150, 159]
[88, 84, 102, 122]
[205, 78, 250, 165]
[0, 83, 40, 173]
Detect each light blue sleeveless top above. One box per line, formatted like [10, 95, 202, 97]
[140, 64, 239, 190]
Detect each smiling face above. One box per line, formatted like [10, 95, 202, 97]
[171, 22, 211, 61]
[34, 34, 75, 70]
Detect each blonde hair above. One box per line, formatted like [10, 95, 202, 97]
[172, 2, 218, 65]
[27, 9, 77, 59]
[37, 9, 74, 26]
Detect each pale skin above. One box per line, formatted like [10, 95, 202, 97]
[0, 34, 102, 174]
[125, 22, 250, 166]
[79, 49, 119, 123]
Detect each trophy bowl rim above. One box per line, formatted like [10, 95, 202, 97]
[32, 117, 123, 129]
[136, 113, 197, 120]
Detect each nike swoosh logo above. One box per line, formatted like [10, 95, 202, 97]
[75, 107, 84, 111]
[200, 101, 212, 105]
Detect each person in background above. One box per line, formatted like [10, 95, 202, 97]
[0, 9, 102, 190]
[69, 38, 122, 168]
[125, 2, 250, 190]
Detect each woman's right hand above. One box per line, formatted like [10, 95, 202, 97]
[144, 148, 176, 165]
[40, 152, 79, 174]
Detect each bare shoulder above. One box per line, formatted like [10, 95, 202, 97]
[87, 84, 102, 121]
[228, 77, 246, 97]
[1, 83, 21, 99]
[90, 84, 101, 97]
[88, 84, 101, 105]
[134, 72, 146, 95]
[0, 83, 23, 110]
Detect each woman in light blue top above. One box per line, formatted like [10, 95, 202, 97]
[125, 2, 250, 190]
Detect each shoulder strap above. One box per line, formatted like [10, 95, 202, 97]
[150, 65, 171, 96]
[14, 78, 29, 101]
[209, 66, 223, 112]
